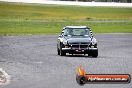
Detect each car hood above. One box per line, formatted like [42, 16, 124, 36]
[64, 36, 91, 43]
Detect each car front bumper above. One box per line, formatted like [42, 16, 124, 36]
[62, 47, 98, 54]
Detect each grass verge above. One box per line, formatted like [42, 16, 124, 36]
[0, 2, 132, 35]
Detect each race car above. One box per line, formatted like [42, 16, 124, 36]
[57, 26, 98, 57]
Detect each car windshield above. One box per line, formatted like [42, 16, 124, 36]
[63, 28, 92, 37]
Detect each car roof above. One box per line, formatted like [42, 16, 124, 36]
[63, 26, 89, 29]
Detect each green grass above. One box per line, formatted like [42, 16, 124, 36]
[0, 2, 132, 35]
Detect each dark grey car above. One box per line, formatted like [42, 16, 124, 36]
[57, 26, 98, 57]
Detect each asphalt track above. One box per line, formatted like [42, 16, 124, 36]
[0, 34, 132, 88]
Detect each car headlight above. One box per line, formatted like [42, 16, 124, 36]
[63, 40, 68, 45]
[91, 38, 97, 45]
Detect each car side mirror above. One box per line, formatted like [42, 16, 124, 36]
[92, 33, 95, 38]
[59, 35, 62, 37]
[61, 30, 65, 34]
[91, 34, 94, 40]
[92, 35, 93, 38]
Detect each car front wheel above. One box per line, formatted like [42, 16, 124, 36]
[60, 48, 66, 56]
[88, 50, 98, 58]
[57, 48, 60, 55]
[59, 44, 66, 56]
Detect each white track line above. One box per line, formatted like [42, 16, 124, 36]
[0, 0, 132, 7]
[0, 68, 10, 85]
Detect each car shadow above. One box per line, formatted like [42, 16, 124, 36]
[65, 54, 94, 58]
